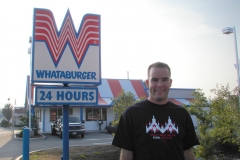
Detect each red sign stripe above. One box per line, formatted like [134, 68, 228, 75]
[130, 80, 148, 98]
[107, 79, 122, 98]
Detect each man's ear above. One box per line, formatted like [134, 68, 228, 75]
[145, 79, 149, 88]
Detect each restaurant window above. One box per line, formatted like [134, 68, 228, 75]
[86, 108, 106, 121]
[50, 108, 73, 121]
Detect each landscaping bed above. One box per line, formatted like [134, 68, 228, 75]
[19, 145, 121, 160]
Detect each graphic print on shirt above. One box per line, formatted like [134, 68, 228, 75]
[146, 116, 179, 140]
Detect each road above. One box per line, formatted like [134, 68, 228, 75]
[0, 127, 114, 160]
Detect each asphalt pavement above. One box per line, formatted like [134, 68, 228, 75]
[0, 127, 114, 160]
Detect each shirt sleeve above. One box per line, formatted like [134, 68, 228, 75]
[183, 112, 200, 150]
[112, 108, 134, 151]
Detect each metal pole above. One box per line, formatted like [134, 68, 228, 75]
[23, 126, 29, 160]
[28, 79, 31, 130]
[62, 83, 69, 160]
[62, 105, 69, 160]
[28, 37, 32, 131]
[233, 26, 240, 108]
[233, 26, 240, 87]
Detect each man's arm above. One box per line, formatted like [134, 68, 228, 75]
[184, 147, 195, 160]
[120, 149, 133, 160]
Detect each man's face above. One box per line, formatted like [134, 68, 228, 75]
[146, 67, 172, 104]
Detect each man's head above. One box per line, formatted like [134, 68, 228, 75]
[147, 62, 171, 78]
[146, 62, 172, 105]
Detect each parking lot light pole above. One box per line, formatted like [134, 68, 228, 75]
[222, 27, 240, 87]
[222, 26, 240, 107]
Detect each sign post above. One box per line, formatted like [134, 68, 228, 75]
[62, 84, 69, 160]
[22, 126, 29, 160]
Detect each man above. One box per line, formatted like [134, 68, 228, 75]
[112, 62, 200, 160]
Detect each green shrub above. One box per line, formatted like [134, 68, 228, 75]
[210, 86, 240, 149]
[18, 114, 40, 135]
[185, 85, 240, 159]
[0, 119, 11, 127]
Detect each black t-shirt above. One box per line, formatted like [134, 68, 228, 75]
[112, 99, 200, 160]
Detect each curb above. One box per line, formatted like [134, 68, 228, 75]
[14, 130, 109, 159]
[13, 129, 108, 140]
[39, 130, 108, 135]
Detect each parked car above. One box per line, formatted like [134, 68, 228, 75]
[107, 121, 118, 134]
[51, 116, 85, 138]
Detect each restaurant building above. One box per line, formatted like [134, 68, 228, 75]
[26, 76, 196, 132]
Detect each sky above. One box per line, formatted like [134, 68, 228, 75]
[0, 0, 240, 106]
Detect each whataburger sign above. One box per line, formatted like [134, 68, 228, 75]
[31, 8, 100, 160]
[31, 8, 101, 85]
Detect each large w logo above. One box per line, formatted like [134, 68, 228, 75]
[34, 8, 100, 68]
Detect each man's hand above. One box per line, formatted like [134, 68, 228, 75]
[120, 149, 133, 160]
[184, 147, 195, 160]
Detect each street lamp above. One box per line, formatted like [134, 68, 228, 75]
[28, 36, 32, 130]
[222, 26, 240, 87]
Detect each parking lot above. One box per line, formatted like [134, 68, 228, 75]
[0, 127, 114, 160]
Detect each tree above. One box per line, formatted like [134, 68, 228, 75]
[111, 89, 146, 125]
[184, 89, 215, 159]
[2, 103, 13, 127]
[184, 84, 240, 159]
[210, 84, 240, 149]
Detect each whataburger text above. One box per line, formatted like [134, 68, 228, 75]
[35, 70, 97, 80]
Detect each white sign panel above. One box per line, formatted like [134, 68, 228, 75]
[31, 8, 101, 85]
[35, 86, 98, 105]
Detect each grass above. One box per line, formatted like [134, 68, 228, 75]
[79, 154, 86, 159]
[19, 145, 121, 160]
